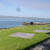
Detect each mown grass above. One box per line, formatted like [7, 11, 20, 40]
[0, 25, 50, 50]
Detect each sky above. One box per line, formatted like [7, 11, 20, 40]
[0, 0, 50, 18]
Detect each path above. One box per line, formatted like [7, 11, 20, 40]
[30, 39, 50, 50]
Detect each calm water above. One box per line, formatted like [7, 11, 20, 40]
[0, 18, 50, 28]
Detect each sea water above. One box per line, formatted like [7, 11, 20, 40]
[0, 18, 50, 28]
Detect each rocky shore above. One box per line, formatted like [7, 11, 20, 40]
[23, 22, 50, 25]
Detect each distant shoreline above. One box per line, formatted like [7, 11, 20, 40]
[0, 17, 17, 18]
[0, 17, 50, 19]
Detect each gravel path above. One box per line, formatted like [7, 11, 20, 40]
[30, 39, 50, 50]
[34, 30, 50, 33]
[40, 27, 49, 29]
[9, 33, 35, 38]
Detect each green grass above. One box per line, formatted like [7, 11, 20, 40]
[0, 25, 50, 50]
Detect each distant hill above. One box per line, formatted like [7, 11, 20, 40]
[0, 15, 17, 18]
[0, 15, 50, 19]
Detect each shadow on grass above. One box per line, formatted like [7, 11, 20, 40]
[16, 32, 50, 50]
[16, 37, 50, 50]
[17, 49, 22, 50]
[23, 37, 50, 50]
[47, 32, 50, 34]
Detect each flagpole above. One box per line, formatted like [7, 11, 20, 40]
[17, 8, 25, 33]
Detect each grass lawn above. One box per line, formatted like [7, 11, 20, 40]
[0, 25, 50, 50]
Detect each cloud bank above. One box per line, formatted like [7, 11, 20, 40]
[4, 0, 50, 9]
[0, 3, 5, 7]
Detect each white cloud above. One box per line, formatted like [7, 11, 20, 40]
[0, 3, 5, 7]
[4, 0, 50, 9]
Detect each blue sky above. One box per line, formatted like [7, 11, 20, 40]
[0, 0, 50, 18]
